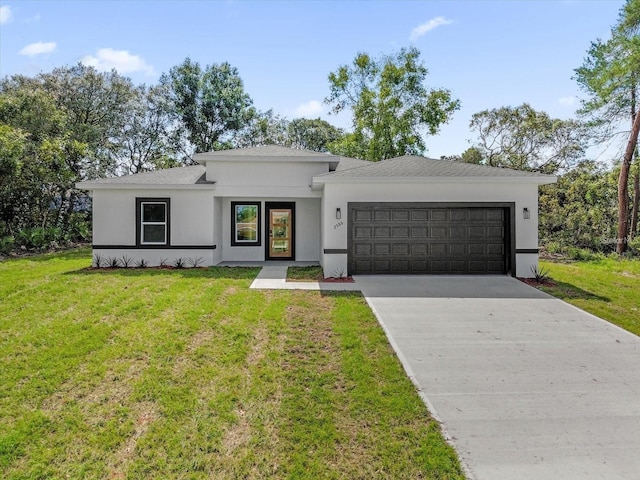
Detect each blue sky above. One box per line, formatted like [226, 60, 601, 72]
[0, 0, 626, 158]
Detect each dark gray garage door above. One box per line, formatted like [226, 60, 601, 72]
[349, 203, 509, 275]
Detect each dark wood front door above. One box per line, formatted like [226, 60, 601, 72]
[265, 202, 295, 260]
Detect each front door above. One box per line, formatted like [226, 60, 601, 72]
[265, 202, 295, 260]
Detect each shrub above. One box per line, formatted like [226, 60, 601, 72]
[173, 257, 186, 269]
[0, 236, 15, 254]
[567, 247, 605, 262]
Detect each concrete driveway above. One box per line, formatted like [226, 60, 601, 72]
[355, 275, 640, 480]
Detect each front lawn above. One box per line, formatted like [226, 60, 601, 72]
[0, 249, 463, 479]
[539, 257, 640, 336]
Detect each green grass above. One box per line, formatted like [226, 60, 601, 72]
[0, 249, 463, 479]
[539, 257, 640, 335]
[286, 265, 323, 281]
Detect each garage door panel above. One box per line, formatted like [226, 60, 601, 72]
[487, 243, 504, 255]
[431, 243, 448, 255]
[392, 243, 410, 255]
[412, 244, 428, 255]
[373, 260, 391, 272]
[374, 226, 390, 237]
[411, 209, 428, 221]
[374, 210, 390, 221]
[431, 210, 447, 221]
[486, 209, 505, 221]
[431, 226, 447, 237]
[354, 209, 372, 222]
[411, 226, 428, 237]
[355, 226, 372, 238]
[392, 226, 410, 238]
[450, 226, 466, 238]
[354, 243, 371, 255]
[374, 243, 390, 255]
[349, 204, 508, 275]
[392, 209, 410, 221]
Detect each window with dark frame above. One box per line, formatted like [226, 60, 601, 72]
[136, 198, 170, 246]
[231, 202, 261, 246]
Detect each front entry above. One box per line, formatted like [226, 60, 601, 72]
[265, 202, 295, 260]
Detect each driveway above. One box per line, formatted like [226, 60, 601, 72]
[355, 275, 640, 480]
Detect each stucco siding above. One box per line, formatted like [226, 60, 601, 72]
[92, 189, 215, 247]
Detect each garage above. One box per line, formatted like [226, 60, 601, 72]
[348, 202, 513, 275]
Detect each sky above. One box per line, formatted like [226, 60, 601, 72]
[0, 0, 627, 159]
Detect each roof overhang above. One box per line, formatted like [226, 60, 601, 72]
[311, 175, 557, 190]
[75, 182, 216, 191]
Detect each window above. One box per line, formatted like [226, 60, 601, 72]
[231, 202, 261, 246]
[136, 198, 170, 246]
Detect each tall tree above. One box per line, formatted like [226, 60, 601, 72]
[109, 84, 180, 175]
[234, 109, 290, 148]
[468, 104, 586, 173]
[575, 0, 640, 253]
[325, 47, 460, 161]
[289, 117, 344, 152]
[160, 58, 255, 154]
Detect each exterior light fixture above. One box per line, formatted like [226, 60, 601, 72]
[523, 207, 530, 219]
[336, 207, 341, 219]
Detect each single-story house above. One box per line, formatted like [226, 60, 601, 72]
[77, 145, 556, 277]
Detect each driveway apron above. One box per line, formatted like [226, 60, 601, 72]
[355, 275, 640, 480]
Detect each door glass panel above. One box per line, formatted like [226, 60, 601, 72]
[269, 209, 291, 257]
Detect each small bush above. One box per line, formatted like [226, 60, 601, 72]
[135, 259, 148, 268]
[530, 265, 551, 283]
[567, 247, 605, 262]
[159, 258, 169, 267]
[187, 256, 204, 268]
[120, 255, 133, 267]
[0, 236, 15, 254]
[106, 257, 120, 268]
[173, 257, 186, 269]
[92, 253, 103, 268]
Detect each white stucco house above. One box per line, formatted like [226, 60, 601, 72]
[76, 145, 556, 278]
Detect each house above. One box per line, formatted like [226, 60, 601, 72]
[76, 145, 556, 277]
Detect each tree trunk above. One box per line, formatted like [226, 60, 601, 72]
[617, 111, 640, 253]
[631, 166, 640, 238]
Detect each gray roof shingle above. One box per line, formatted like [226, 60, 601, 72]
[77, 165, 210, 187]
[318, 155, 555, 179]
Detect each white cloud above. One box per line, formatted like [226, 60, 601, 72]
[410, 16, 454, 41]
[0, 5, 12, 24]
[19, 41, 57, 56]
[81, 48, 154, 76]
[294, 100, 324, 117]
[559, 96, 577, 106]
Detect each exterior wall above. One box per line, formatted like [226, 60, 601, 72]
[92, 188, 216, 266]
[207, 161, 328, 198]
[320, 182, 541, 278]
[220, 197, 320, 262]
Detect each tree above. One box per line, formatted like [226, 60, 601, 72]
[109, 84, 180, 175]
[468, 104, 586, 173]
[289, 117, 344, 152]
[235, 109, 289, 148]
[160, 58, 255, 153]
[325, 47, 460, 161]
[460, 146, 484, 164]
[575, 0, 640, 253]
[539, 161, 618, 251]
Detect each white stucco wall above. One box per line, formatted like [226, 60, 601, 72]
[320, 182, 541, 278]
[220, 197, 320, 262]
[91, 188, 216, 266]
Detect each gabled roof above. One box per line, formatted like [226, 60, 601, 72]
[76, 165, 213, 190]
[313, 155, 557, 186]
[194, 145, 337, 164]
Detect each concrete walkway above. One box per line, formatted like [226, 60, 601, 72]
[355, 275, 640, 480]
[249, 266, 360, 291]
